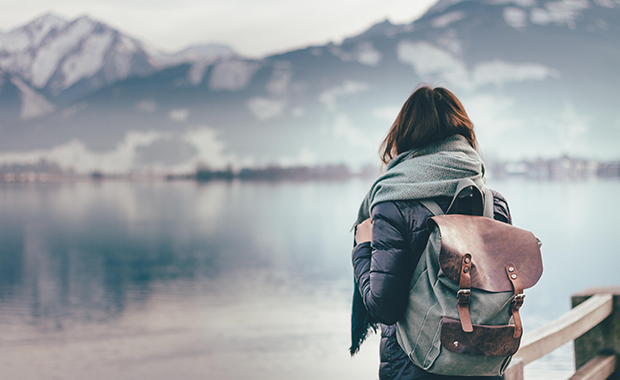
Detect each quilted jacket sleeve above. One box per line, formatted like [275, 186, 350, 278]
[352, 201, 416, 325]
[491, 189, 512, 225]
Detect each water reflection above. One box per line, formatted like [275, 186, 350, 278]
[0, 179, 618, 379]
[0, 181, 365, 326]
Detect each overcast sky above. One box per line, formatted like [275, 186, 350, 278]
[0, 0, 439, 57]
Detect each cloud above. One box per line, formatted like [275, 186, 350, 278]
[397, 40, 559, 90]
[465, 94, 523, 142]
[135, 137, 197, 165]
[354, 42, 382, 66]
[332, 114, 381, 149]
[372, 106, 401, 123]
[209, 60, 259, 91]
[431, 11, 466, 28]
[247, 97, 286, 120]
[0, 127, 237, 173]
[504, 7, 528, 29]
[0, 0, 438, 58]
[278, 147, 318, 167]
[397, 40, 470, 89]
[538, 103, 590, 152]
[168, 108, 189, 122]
[0, 131, 163, 173]
[291, 107, 305, 118]
[319, 80, 370, 111]
[472, 60, 559, 88]
[489, 0, 536, 7]
[134, 99, 157, 113]
[529, 0, 590, 29]
[62, 101, 88, 118]
[181, 128, 237, 169]
[266, 61, 292, 96]
[331, 42, 382, 66]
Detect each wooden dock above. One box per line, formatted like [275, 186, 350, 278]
[504, 286, 620, 380]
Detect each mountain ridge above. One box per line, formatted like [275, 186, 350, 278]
[0, 13, 238, 106]
[1, 1, 619, 173]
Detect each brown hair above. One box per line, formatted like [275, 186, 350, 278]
[380, 85, 477, 164]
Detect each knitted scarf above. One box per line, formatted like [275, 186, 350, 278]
[350, 134, 486, 355]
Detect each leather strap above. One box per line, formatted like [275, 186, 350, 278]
[458, 253, 473, 333]
[505, 263, 525, 338]
[482, 187, 494, 219]
[446, 178, 483, 215]
[419, 199, 444, 216]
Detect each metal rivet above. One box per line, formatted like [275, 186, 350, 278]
[454, 341, 459, 347]
[464, 267, 469, 273]
[504, 345, 509, 351]
[464, 257, 470, 264]
[508, 267, 515, 272]
[511, 274, 517, 279]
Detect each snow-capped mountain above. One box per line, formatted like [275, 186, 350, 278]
[0, 14, 160, 105]
[1, 0, 619, 173]
[0, 14, 238, 117]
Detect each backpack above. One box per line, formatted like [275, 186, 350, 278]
[395, 178, 543, 376]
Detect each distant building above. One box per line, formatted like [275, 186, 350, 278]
[489, 156, 610, 180]
[597, 162, 620, 178]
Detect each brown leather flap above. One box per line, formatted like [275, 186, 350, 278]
[429, 214, 542, 292]
[440, 316, 521, 356]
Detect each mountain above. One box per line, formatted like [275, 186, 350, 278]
[0, 14, 238, 116]
[1, 1, 619, 173]
[153, 44, 238, 67]
[0, 14, 160, 106]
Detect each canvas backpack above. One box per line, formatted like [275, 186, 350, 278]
[395, 178, 543, 376]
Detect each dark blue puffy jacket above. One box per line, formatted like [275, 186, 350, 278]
[352, 191, 511, 380]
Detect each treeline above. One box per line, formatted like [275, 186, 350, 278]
[167, 164, 379, 182]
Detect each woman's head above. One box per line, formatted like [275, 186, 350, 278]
[380, 85, 477, 164]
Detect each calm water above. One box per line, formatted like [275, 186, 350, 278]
[0, 179, 618, 380]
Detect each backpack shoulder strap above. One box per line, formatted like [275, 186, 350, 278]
[446, 178, 483, 216]
[482, 187, 494, 219]
[419, 179, 493, 218]
[418, 199, 444, 216]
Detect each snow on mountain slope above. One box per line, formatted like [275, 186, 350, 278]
[60, 29, 114, 89]
[9, 76, 55, 119]
[30, 17, 98, 89]
[0, 14, 67, 54]
[0, 14, 237, 103]
[153, 44, 237, 66]
[154, 44, 239, 86]
[1, 0, 619, 172]
[208, 60, 260, 91]
[0, 14, 157, 102]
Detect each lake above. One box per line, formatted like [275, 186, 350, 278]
[0, 179, 618, 379]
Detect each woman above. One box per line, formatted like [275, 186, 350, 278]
[350, 85, 511, 380]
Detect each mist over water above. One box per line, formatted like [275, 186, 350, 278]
[0, 179, 618, 379]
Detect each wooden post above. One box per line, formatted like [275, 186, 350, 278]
[503, 358, 524, 380]
[572, 286, 620, 380]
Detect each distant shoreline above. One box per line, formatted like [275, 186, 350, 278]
[1, 156, 620, 183]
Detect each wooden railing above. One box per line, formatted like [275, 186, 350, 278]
[503, 287, 620, 380]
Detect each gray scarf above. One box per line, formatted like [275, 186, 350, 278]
[354, 134, 485, 227]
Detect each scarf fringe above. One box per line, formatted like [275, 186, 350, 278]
[350, 280, 378, 356]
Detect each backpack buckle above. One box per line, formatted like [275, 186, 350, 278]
[457, 289, 471, 305]
[511, 293, 525, 311]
